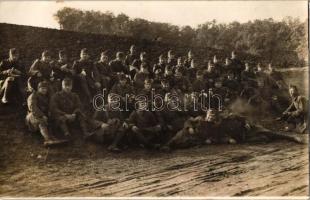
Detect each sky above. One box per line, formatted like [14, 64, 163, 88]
[0, 1, 308, 29]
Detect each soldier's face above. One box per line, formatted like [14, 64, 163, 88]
[42, 55, 51, 62]
[175, 72, 182, 79]
[120, 80, 127, 86]
[81, 52, 89, 60]
[101, 55, 108, 62]
[206, 113, 217, 122]
[215, 82, 222, 88]
[144, 82, 152, 90]
[130, 47, 136, 54]
[289, 88, 297, 97]
[62, 83, 72, 92]
[138, 101, 147, 111]
[38, 87, 48, 95]
[159, 57, 165, 64]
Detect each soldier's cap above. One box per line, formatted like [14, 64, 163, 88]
[144, 78, 153, 84]
[116, 51, 124, 58]
[81, 48, 89, 54]
[59, 50, 67, 56]
[37, 81, 49, 89]
[42, 50, 51, 57]
[101, 50, 108, 56]
[9, 48, 18, 55]
[160, 78, 169, 84]
[196, 70, 204, 76]
[62, 78, 73, 85]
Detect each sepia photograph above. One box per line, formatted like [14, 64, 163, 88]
[0, 0, 308, 198]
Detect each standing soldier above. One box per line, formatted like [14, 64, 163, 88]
[191, 70, 208, 93]
[72, 48, 101, 104]
[26, 81, 65, 146]
[204, 61, 220, 89]
[0, 48, 26, 104]
[94, 51, 112, 92]
[125, 45, 139, 67]
[28, 50, 54, 94]
[50, 78, 88, 137]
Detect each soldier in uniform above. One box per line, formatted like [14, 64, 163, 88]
[94, 51, 112, 92]
[276, 85, 308, 132]
[50, 78, 88, 137]
[167, 50, 177, 69]
[53, 50, 73, 91]
[87, 94, 129, 152]
[191, 70, 208, 93]
[173, 57, 187, 75]
[72, 48, 101, 103]
[125, 45, 139, 67]
[28, 50, 54, 94]
[109, 51, 128, 75]
[26, 81, 65, 146]
[127, 100, 162, 149]
[230, 51, 244, 80]
[133, 63, 151, 89]
[184, 50, 194, 69]
[132, 52, 151, 77]
[153, 54, 166, 74]
[110, 74, 135, 116]
[0, 48, 26, 104]
[204, 61, 219, 89]
[172, 68, 191, 93]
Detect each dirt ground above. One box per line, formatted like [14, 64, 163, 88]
[0, 68, 309, 197]
[0, 109, 308, 197]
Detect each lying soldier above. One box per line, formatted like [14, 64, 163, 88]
[26, 81, 66, 146]
[85, 94, 129, 152]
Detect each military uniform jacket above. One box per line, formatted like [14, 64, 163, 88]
[0, 58, 25, 80]
[128, 110, 158, 129]
[29, 59, 53, 80]
[72, 59, 100, 83]
[94, 61, 112, 77]
[50, 90, 82, 118]
[285, 95, 308, 117]
[27, 92, 49, 119]
[53, 60, 73, 80]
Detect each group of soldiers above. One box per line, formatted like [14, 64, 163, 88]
[0, 45, 307, 151]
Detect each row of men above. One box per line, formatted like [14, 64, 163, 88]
[0, 47, 307, 151]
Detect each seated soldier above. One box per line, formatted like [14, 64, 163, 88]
[110, 73, 135, 116]
[204, 61, 219, 89]
[134, 63, 150, 89]
[276, 85, 308, 133]
[86, 94, 129, 152]
[127, 100, 162, 149]
[191, 70, 208, 93]
[0, 48, 26, 104]
[156, 96, 188, 143]
[109, 52, 128, 75]
[28, 50, 54, 94]
[26, 81, 65, 146]
[153, 55, 166, 74]
[53, 50, 74, 91]
[138, 78, 154, 101]
[172, 68, 191, 93]
[72, 48, 101, 104]
[173, 57, 187, 75]
[50, 78, 88, 137]
[184, 50, 194, 69]
[94, 51, 112, 92]
[132, 52, 152, 76]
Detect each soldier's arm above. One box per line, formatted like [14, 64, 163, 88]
[283, 101, 294, 114]
[50, 94, 67, 117]
[28, 94, 46, 119]
[291, 97, 306, 116]
[28, 59, 41, 77]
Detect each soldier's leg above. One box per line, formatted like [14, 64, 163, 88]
[131, 127, 151, 147]
[1, 77, 14, 103]
[76, 113, 88, 135]
[80, 76, 92, 102]
[56, 117, 71, 136]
